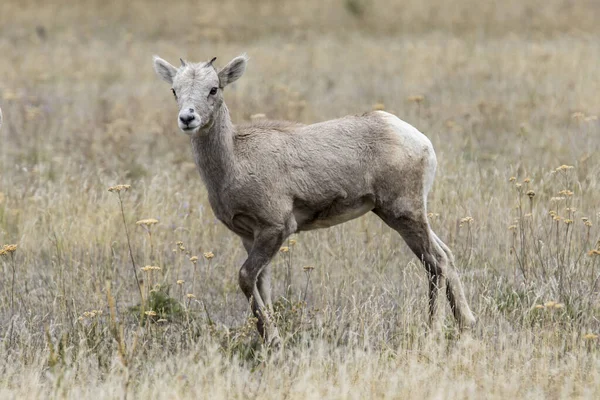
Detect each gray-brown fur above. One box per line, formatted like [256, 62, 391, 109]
[153, 55, 476, 346]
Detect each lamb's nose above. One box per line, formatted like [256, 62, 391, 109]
[179, 113, 195, 125]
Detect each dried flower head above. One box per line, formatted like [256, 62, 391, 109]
[81, 310, 103, 319]
[509, 176, 516, 182]
[0, 244, 17, 256]
[372, 103, 385, 111]
[279, 246, 290, 253]
[523, 177, 531, 183]
[189, 256, 199, 263]
[407, 95, 425, 103]
[177, 279, 185, 285]
[544, 301, 556, 308]
[508, 225, 517, 231]
[186, 293, 196, 299]
[584, 333, 599, 340]
[526, 190, 535, 198]
[203, 251, 214, 260]
[303, 265, 315, 271]
[558, 189, 574, 197]
[459, 217, 474, 227]
[534, 304, 544, 309]
[289, 239, 297, 246]
[136, 218, 159, 227]
[108, 184, 131, 193]
[588, 249, 600, 257]
[571, 112, 585, 121]
[555, 165, 574, 172]
[250, 113, 267, 120]
[144, 310, 157, 317]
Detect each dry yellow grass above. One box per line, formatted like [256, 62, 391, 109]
[1, 0, 600, 398]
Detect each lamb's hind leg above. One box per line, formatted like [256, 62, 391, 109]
[374, 207, 475, 331]
[430, 231, 476, 329]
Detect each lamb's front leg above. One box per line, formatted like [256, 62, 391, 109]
[238, 228, 285, 347]
[243, 237, 276, 319]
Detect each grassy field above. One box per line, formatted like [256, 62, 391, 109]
[1, 0, 600, 398]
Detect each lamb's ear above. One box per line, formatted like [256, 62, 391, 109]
[218, 54, 248, 87]
[153, 56, 178, 84]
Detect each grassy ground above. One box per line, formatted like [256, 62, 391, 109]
[1, 0, 600, 398]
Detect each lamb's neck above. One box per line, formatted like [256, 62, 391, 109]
[191, 104, 236, 191]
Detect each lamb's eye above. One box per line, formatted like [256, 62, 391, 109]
[171, 88, 177, 99]
[209, 87, 218, 96]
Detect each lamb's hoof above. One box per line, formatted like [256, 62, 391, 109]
[459, 312, 476, 332]
[266, 334, 282, 350]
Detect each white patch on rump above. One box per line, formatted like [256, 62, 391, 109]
[375, 110, 438, 197]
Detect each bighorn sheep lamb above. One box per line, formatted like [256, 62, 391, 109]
[153, 54, 476, 346]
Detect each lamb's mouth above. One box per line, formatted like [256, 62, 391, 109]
[180, 124, 200, 134]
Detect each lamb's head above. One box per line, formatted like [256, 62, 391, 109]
[153, 54, 248, 135]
